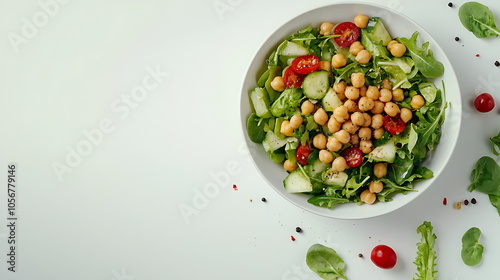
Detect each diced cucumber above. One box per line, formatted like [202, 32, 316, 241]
[368, 140, 397, 163]
[279, 41, 309, 57]
[365, 17, 392, 46]
[249, 87, 272, 118]
[361, 29, 390, 60]
[262, 131, 296, 153]
[322, 169, 348, 186]
[284, 169, 313, 193]
[306, 158, 330, 178]
[321, 87, 343, 112]
[302, 71, 330, 99]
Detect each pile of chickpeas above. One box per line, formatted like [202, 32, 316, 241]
[271, 15, 428, 205]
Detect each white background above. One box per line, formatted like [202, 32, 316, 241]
[1, 0, 500, 279]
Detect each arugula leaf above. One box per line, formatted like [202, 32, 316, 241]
[413, 221, 437, 280]
[461, 227, 484, 266]
[306, 244, 349, 280]
[490, 130, 500, 156]
[307, 195, 352, 209]
[397, 32, 444, 78]
[459, 2, 500, 38]
[270, 88, 303, 117]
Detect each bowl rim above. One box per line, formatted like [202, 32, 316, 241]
[239, 2, 462, 219]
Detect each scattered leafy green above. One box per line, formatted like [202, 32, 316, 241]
[461, 227, 484, 266]
[413, 221, 438, 280]
[459, 2, 500, 38]
[490, 130, 500, 156]
[246, 113, 267, 143]
[468, 156, 500, 215]
[397, 32, 444, 78]
[306, 244, 349, 280]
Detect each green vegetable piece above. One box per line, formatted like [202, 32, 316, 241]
[249, 87, 272, 118]
[397, 32, 444, 78]
[461, 227, 484, 266]
[413, 221, 437, 280]
[418, 82, 438, 103]
[257, 68, 270, 87]
[265, 66, 282, 103]
[488, 194, 500, 215]
[469, 156, 500, 195]
[490, 130, 500, 156]
[306, 244, 349, 280]
[246, 113, 267, 143]
[270, 88, 303, 117]
[459, 2, 500, 38]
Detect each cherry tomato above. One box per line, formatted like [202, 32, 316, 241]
[296, 145, 312, 165]
[474, 93, 495, 113]
[283, 67, 304, 88]
[333, 22, 360, 47]
[341, 147, 363, 167]
[370, 245, 397, 269]
[290, 55, 320, 74]
[383, 115, 407, 135]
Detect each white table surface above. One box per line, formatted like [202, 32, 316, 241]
[1, 0, 500, 279]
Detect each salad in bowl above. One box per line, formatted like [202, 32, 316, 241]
[241, 3, 461, 219]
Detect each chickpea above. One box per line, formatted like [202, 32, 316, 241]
[313, 133, 327, 149]
[332, 54, 347, 68]
[351, 112, 365, 126]
[350, 134, 360, 146]
[280, 120, 294, 136]
[371, 114, 384, 129]
[411, 94, 425, 109]
[371, 100, 385, 114]
[358, 127, 372, 140]
[335, 130, 351, 144]
[366, 85, 380, 100]
[301, 100, 315, 115]
[369, 181, 384, 193]
[328, 116, 341, 133]
[314, 108, 329, 125]
[358, 96, 375, 111]
[384, 102, 401, 117]
[354, 14, 370, 28]
[270, 76, 285, 92]
[373, 163, 388, 179]
[342, 121, 359, 135]
[344, 86, 360, 100]
[392, 88, 405, 102]
[344, 99, 358, 113]
[333, 80, 347, 95]
[337, 91, 346, 101]
[319, 60, 331, 71]
[360, 189, 376, 204]
[400, 107, 413, 123]
[387, 40, 398, 51]
[319, 149, 334, 164]
[349, 41, 364, 56]
[284, 159, 298, 172]
[289, 114, 303, 129]
[381, 79, 392, 90]
[356, 50, 372, 64]
[327, 136, 343, 152]
[351, 72, 365, 88]
[320, 22, 335, 35]
[359, 85, 367, 97]
[333, 106, 349, 123]
[359, 139, 374, 154]
[390, 43, 407, 58]
[362, 112, 372, 127]
[332, 156, 348, 172]
[373, 128, 385, 139]
[379, 88, 393, 102]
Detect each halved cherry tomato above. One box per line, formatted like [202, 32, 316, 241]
[370, 245, 397, 269]
[333, 22, 360, 47]
[290, 55, 320, 74]
[383, 115, 407, 135]
[341, 147, 363, 167]
[296, 145, 312, 165]
[283, 67, 304, 88]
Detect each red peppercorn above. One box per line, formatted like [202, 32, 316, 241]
[443, 197, 447, 205]
[291, 236, 296, 241]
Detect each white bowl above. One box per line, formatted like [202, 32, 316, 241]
[240, 2, 461, 219]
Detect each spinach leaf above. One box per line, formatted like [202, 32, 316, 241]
[413, 221, 437, 280]
[461, 227, 484, 266]
[488, 194, 500, 215]
[246, 113, 267, 143]
[468, 156, 500, 195]
[306, 244, 349, 280]
[459, 2, 500, 38]
[397, 32, 444, 78]
[490, 130, 500, 156]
